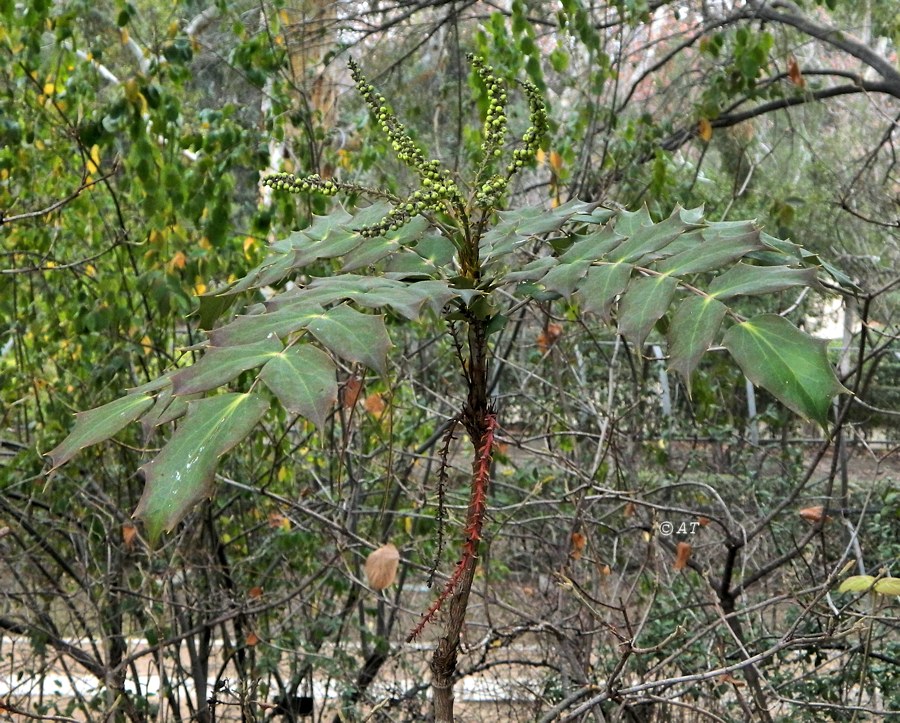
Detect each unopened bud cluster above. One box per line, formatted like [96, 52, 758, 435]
[262, 172, 340, 196]
[468, 54, 508, 158]
[508, 80, 548, 174]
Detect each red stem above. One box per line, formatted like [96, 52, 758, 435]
[407, 412, 496, 642]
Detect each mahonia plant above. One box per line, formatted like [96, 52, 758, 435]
[46, 55, 849, 711]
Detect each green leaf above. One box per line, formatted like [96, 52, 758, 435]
[617, 275, 677, 348]
[259, 345, 338, 430]
[667, 297, 727, 392]
[208, 303, 324, 346]
[558, 226, 623, 263]
[194, 291, 238, 331]
[611, 207, 698, 264]
[657, 228, 762, 275]
[306, 305, 391, 375]
[723, 315, 848, 427]
[134, 393, 269, 541]
[577, 262, 633, 319]
[46, 393, 155, 471]
[540, 260, 590, 297]
[708, 263, 819, 300]
[838, 575, 876, 593]
[503, 257, 557, 283]
[171, 337, 282, 395]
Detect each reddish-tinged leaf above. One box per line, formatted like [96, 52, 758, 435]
[570, 532, 587, 561]
[249, 586, 264, 599]
[122, 523, 138, 552]
[787, 55, 805, 87]
[799, 505, 829, 523]
[364, 392, 386, 417]
[674, 542, 692, 570]
[341, 377, 363, 408]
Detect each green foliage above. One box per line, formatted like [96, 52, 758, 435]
[47, 56, 847, 543]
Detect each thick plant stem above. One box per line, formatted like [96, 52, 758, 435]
[429, 319, 492, 721]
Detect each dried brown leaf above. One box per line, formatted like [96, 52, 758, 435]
[365, 543, 400, 591]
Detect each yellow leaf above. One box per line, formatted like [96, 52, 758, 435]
[194, 280, 207, 296]
[873, 577, 900, 596]
[243, 236, 257, 253]
[169, 250, 187, 271]
[535, 148, 546, 165]
[698, 118, 713, 142]
[838, 575, 875, 593]
[403, 515, 413, 535]
[86, 144, 101, 175]
[43, 82, 55, 95]
[198, 237, 212, 251]
[120, 28, 130, 45]
[140, 335, 153, 355]
[549, 150, 563, 173]
[85, 264, 96, 277]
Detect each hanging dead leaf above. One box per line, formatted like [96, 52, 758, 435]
[122, 523, 138, 552]
[698, 118, 713, 142]
[537, 322, 564, 352]
[697, 516, 710, 527]
[799, 505, 830, 523]
[365, 543, 400, 591]
[341, 376, 363, 408]
[623, 502, 636, 517]
[245, 631, 259, 647]
[674, 541, 692, 570]
[600, 564, 611, 575]
[249, 586, 264, 599]
[364, 392, 386, 417]
[570, 532, 587, 561]
[787, 55, 805, 87]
